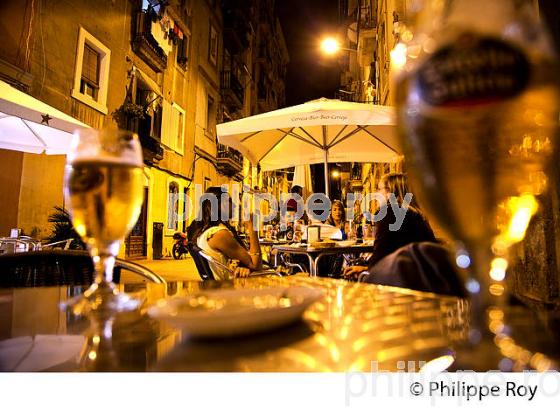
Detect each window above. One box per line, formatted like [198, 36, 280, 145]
[206, 95, 215, 138]
[208, 23, 218, 66]
[173, 103, 185, 153]
[168, 182, 179, 231]
[80, 44, 99, 99]
[136, 78, 162, 140]
[176, 34, 190, 68]
[72, 27, 110, 114]
[162, 101, 185, 154]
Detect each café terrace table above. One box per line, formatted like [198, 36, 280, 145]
[0, 275, 474, 372]
[2, 275, 559, 372]
[272, 243, 375, 276]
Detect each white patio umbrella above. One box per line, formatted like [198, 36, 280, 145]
[0, 80, 89, 155]
[292, 164, 313, 197]
[217, 98, 399, 195]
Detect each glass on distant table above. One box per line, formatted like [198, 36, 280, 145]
[346, 221, 356, 241]
[63, 128, 144, 315]
[293, 221, 304, 243]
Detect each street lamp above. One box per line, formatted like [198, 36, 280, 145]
[320, 37, 357, 56]
[320, 37, 340, 55]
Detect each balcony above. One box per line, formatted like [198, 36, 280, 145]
[223, 5, 251, 54]
[221, 70, 244, 111]
[217, 143, 243, 176]
[132, 10, 167, 73]
[126, 116, 164, 165]
[359, 5, 376, 30]
[138, 132, 163, 165]
[335, 89, 357, 102]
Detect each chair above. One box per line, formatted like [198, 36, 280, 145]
[41, 238, 75, 250]
[278, 253, 306, 275]
[186, 242, 215, 280]
[187, 242, 282, 280]
[0, 250, 165, 288]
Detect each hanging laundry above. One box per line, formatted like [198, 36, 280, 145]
[151, 13, 173, 55]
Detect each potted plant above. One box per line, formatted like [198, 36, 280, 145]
[112, 99, 146, 130]
[45, 206, 85, 250]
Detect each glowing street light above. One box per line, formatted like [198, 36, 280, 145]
[320, 37, 341, 55]
[331, 169, 340, 178]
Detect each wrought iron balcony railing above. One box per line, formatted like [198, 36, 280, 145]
[133, 10, 168, 72]
[221, 70, 244, 109]
[217, 143, 243, 176]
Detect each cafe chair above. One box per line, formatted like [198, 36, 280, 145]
[278, 253, 306, 275]
[186, 242, 282, 280]
[358, 242, 467, 298]
[41, 238, 75, 250]
[198, 250, 283, 278]
[186, 242, 216, 280]
[0, 250, 165, 288]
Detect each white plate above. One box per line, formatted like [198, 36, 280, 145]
[147, 286, 324, 338]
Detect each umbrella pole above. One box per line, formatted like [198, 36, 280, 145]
[324, 149, 329, 197]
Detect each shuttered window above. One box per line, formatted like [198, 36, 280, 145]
[80, 43, 100, 99]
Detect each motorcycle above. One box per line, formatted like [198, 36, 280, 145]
[172, 232, 189, 259]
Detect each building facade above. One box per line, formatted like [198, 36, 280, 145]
[336, 0, 404, 106]
[0, 0, 289, 259]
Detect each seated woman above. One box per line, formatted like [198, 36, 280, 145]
[187, 186, 262, 279]
[325, 200, 347, 239]
[343, 173, 437, 279]
[315, 200, 347, 278]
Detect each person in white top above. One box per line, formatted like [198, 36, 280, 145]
[187, 187, 262, 279]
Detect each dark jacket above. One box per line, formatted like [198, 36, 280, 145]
[364, 242, 466, 297]
[368, 205, 436, 268]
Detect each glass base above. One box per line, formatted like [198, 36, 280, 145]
[61, 281, 142, 317]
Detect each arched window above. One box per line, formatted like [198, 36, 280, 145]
[168, 182, 179, 230]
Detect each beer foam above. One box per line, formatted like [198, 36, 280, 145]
[69, 155, 142, 167]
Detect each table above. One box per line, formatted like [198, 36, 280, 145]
[272, 243, 375, 276]
[258, 239, 289, 264]
[0, 276, 473, 372]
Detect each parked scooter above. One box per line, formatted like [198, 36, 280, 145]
[172, 232, 189, 259]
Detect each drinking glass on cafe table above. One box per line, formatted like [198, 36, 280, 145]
[62, 128, 145, 315]
[394, 0, 560, 369]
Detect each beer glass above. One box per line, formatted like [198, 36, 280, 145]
[394, 0, 559, 368]
[64, 128, 144, 314]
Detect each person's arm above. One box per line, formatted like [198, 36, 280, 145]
[244, 217, 262, 269]
[342, 264, 368, 278]
[208, 227, 262, 271]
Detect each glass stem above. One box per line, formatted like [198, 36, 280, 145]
[94, 254, 116, 286]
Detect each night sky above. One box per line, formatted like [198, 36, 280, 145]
[276, 0, 342, 195]
[276, 0, 341, 106]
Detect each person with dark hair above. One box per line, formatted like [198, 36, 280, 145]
[187, 187, 262, 279]
[343, 173, 437, 279]
[286, 184, 303, 212]
[325, 199, 347, 239]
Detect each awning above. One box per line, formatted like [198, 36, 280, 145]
[135, 68, 162, 96]
[0, 80, 89, 155]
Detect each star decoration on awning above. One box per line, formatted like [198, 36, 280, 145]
[41, 114, 52, 125]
